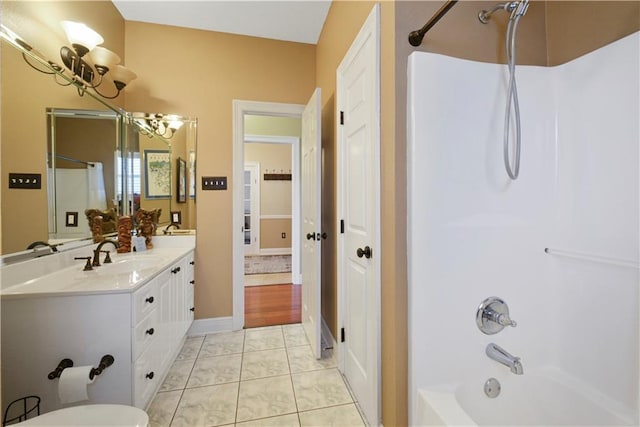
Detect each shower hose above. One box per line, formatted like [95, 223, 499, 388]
[503, 11, 523, 180]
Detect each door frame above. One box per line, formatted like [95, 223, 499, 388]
[232, 100, 304, 331]
[336, 4, 381, 424]
[243, 161, 261, 255]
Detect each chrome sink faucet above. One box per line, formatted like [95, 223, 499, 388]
[486, 343, 523, 375]
[92, 239, 120, 267]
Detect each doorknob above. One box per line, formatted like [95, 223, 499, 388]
[356, 246, 372, 259]
[306, 233, 316, 241]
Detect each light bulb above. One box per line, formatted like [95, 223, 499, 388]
[60, 21, 103, 57]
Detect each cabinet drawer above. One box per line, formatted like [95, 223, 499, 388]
[133, 309, 159, 361]
[133, 347, 159, 409]
[132, 276, 161, 325]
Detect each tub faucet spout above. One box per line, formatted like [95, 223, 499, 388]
[486, 343, 523, 375]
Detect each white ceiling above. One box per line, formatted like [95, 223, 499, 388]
[112, 1, 332, 45]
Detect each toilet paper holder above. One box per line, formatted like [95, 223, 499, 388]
[48, 355, 114, 380]
[48, 359, 74, 380]
[89, 355, 114, 380]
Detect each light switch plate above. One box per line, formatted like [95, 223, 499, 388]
[202, 176, 227, 190]
[8, 173, 41, 189]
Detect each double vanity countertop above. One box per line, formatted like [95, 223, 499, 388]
[1, 244, 194, 299]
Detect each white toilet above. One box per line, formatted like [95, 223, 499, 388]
[15, 404, 148, 426]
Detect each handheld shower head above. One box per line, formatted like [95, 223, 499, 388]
[478, 0, 529, 24]
[511, 0, 530, 18]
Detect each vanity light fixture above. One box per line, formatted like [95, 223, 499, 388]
[3, 21, 136, 99]
[134, 113, 184, 139]
[58, 21, 137, 99]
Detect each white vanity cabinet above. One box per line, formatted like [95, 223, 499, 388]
[132, 252, 195, 407]
[1, 248, 195, 415]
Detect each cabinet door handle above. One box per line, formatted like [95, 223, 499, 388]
[189, 261, 195, 265]
[190, 307, 195, 312]
[146, 371, 154, 380]
[145, 296, 154, 304]
[356, 246, 372, 259]
[189, 280, 195, 285]
[171, 267, 181, 274]
[146, 328, 154, 335]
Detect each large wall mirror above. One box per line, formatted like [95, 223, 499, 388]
[47, 108, 122, 244]
[0, 25, 197, 257]
[124, 113, 197, 234]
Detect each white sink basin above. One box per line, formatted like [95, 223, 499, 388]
[99, 256, 164, 274]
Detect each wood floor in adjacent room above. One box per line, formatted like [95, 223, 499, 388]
[244, 283, 301, 329]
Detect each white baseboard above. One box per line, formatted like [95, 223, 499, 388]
[188, 317, 233, 336]
[259, 248, 292, 255]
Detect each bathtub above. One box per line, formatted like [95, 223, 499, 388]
[415, 368, 635, 426]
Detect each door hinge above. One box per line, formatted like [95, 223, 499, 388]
[340, 219, 344, 234]
[340, 111, 344, 125]
[340, 327, 345, 343]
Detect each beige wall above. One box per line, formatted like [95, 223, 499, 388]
[245, 142, 293, 250]
[245, 143, 293, 216]
[546, 1, 640, 66]
[1, 1, 124, 254]
[124, 21, 316, 319]
[245, 115, 301, 137]
[54, 116, 117, 211]
[260, 218, 292, 249]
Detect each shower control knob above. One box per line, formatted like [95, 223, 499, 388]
[476, 297, 517, 335]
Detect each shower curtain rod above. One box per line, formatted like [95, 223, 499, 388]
[408, 0, 458, 47]
[53, 153, 95, 167]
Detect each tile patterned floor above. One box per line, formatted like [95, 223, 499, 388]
[147, 324, 367, 427]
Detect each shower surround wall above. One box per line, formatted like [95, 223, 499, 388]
[407, 32, 639, 425]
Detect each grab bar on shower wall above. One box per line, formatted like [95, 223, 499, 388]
[408, 0, 458, 47]
[544, 247, 640, 269]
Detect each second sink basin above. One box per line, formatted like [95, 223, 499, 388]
[100, 255, 164, 274]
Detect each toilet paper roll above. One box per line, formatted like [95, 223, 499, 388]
[58, 366, 94, 404]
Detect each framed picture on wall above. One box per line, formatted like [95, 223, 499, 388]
[177, 157, 187, 203]
[144, 149, 171, 199]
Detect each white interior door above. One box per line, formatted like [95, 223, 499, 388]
[301, 88, 322, 359]
[243, 162, 260, 255]
[337, 5, 380, 426]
